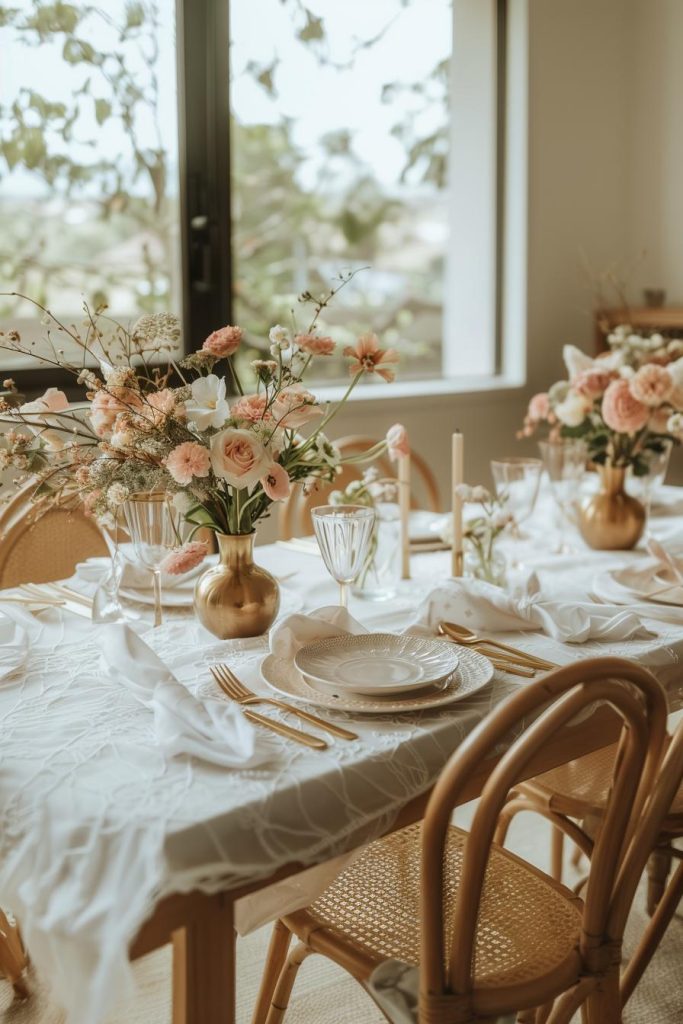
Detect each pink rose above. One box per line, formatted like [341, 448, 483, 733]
[527, 392, 550, 422]
[271, 384, 323, 429]
[202, 325, 243, 358]
[629, 364, 674, 407]
[210, 427, 270, 488]
[295, 333, 335, 356]
[230, 393, 272, 423]
[261, 462, 291, 501]
[386, 423, 410, 461]
[601, 379, 650, 434]
[161, 540, 208, 576]
[573, 369, 616, 399]
[165, 441, 211, 485]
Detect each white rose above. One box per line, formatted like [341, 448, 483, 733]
[269, 324, 290, 350]
[555, 392, 590, 427]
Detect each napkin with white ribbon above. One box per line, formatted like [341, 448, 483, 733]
[412, 575, 654, 644]
[98, 624, 272, 767]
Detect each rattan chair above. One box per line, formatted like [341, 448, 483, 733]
[251, 658, 683, 1024]
[279, 434, 441, 540]
[0, 910, 28, 999]
[0, 480, 107, 588]
[495, 736, 683, 1011]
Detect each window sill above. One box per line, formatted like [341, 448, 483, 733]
[313, 373, 526, 406]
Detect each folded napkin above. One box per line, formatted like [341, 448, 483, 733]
[78, 547, 211, 591]
[0, 611, 28, 682]
[367, 960, 418, 1024]
[98, 624, 272, 767]
[270, 605, 368, 661]
[412, 575, 654, 644]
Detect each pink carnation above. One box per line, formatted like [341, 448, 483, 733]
[261, 462, 291, 501]
[573, 369, 616, 399]
[89, 386, 142, 437]
[165, 441, 211, 485]
[527, 392, 550, 422]
[601, 379, 650, 434]
[295, 334, 335, 356]
[202, 325, 243, 358]
[161, 540, 208, 576]
[230, 393, 272, 423]
[271, 384, 323, 428]
[386, 423, 410, 461]
[629, 364, 674, 407]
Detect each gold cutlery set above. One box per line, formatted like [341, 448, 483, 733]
[438, 621, 557, 676]
[10, 582, 93, 617]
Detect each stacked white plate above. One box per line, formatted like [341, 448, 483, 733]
[593, 561, 683, 607]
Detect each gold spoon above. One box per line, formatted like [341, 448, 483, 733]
[439, 621, 558, 670]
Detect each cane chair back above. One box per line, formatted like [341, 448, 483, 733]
[279, 434, 441, 540]
[0, 481, 107, 588]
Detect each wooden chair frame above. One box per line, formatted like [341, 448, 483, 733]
[254, 658, 680, 1024]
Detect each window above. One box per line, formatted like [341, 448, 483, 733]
[1, 0, 506, 393]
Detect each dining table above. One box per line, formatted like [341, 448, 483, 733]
[1, 487, 683, 1024]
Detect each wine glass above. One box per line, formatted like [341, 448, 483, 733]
[92, 511, 127, 623]
[490, 457, 543, 538]
[311, 505, 376, 607]
[538, 440, 587, 553]
[123, 492, 183, 626]
[629, 440, 673, 520]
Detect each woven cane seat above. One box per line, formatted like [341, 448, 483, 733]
[526, 743, 683, 829]
[294, 823, 582, 991]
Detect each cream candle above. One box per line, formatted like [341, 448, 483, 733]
[398, 452, 411, 579]
[451, 431, 464, 576]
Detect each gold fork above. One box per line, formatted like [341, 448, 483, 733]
[212, 663, 357, 741]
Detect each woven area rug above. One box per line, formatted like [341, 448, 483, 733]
[1, 806, 680, 1023]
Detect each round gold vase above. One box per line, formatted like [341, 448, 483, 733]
[578, 464, 645, 551]
[194, 533, 280, 639]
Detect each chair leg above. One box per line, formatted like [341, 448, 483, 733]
[265, 941, 313, 1024]
[645, 847, 672, 916]
[621, 858, 683, 1007]
[251, 921, 293, 1024]
[0, 910, 29, 999]
[551, 827, 564, 883]
[584, 970, 622, 1024]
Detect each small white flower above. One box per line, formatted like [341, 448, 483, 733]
[667, 412, 683, 438]
[172, 491, 195, 514]
[77, 368, 99, 388]
[454, 483, 473, 501]
[269, 324, 290, 350]
[555, 392, 590, 427]
[470, 485, 491, 502]
[107, 483, 129, 506]
[185, 374, 230, 430]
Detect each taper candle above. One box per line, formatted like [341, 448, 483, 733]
[398, 451, 411, 579]
[451, 431, 464, 576]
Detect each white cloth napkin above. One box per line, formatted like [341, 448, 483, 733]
[412, 575, 654, 644]
[270, 605, 368, 661]
[98, 624, 272, 767]
[0, 611, 28, 681]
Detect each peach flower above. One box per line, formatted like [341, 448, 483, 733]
[344, 333, 399, 382]
[202, 325, 243, 358]
[573, 369, 616, 399]
[89, 386, 141, 437]
[527, 392, 550, 422]
[230, 393, 272, 423]
[20, 387, 68, 415]
[165, 441, 211, 485]
[210, 427, 270, 489]
[386, 423, 410, 461]
[629, 364, 674, 407]
[261, 462, 291, 501]
[161, 540, 208, 576]
[138, 388, 182, 429]
[20, 387, 69, 450]
[601, 379, 650, 434]
[271, 384, 323, 429]
[295, 333, 335, 356]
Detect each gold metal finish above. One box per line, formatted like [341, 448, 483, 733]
[194, 533, 280, 639]
[578, 464, 645, 550]
[210, 667, 327, 750]
[211, 663, 358, 741]
[438, 621, 558, 670]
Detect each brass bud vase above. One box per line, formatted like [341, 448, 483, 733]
[578, 464, 645, 551]
[194, 533, 280, 639]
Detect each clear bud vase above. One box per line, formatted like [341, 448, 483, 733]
[464, 545, 507, 588]
[352, 501, 400, 601]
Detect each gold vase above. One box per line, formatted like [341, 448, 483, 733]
[194, 533, 280, 639]
[578, 464, 645, 550]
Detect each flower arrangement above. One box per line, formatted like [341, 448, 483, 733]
[454, 485, 512, 586]
[0, 273, 400, 572]
[520, 326, 683, 474]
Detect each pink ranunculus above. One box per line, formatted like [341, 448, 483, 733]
[202, 325, 243, 358]
[161, 540, 208, 576]
[270, 384, 324, 429]
[209, 427, 270, 489]
[295, 333, 336, 356]
[165, 441, 211, 485]
[527, 392, 550, 422]
[601, 379, 650, 434]
[386, 423, 410, 461]
[573, 369, 616, 399]
[343, 333, 399, 382]
[230, 393, 272, 423]
[261, 462, 291, 501]
[629, 364, 674, 407]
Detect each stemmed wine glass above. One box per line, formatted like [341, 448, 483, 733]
[490, 457, 543, 538]
[92, 511, 127, 623]
[123, 492, 183, 626]
[312, 505, 376, 607]
[629, 439, 673, 521]
[538, 440, 587, 553]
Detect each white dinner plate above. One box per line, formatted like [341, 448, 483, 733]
[261, 644, 493, 714]
[294, 633, 459, 696]
[595, 565, 683, 608]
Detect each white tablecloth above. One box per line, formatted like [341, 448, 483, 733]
[1, 491, 683, 1022]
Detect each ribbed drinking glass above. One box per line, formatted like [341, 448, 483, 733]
[312, 505, 376, 607]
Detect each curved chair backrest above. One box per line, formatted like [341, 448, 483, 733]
[0, 480, 107, 587]
[419, 657, 669, 1017]
[279, 434, 441, 539]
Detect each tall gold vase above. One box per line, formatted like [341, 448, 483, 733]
[578, 464, 645, 551]
[194, 533, 280, 639]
